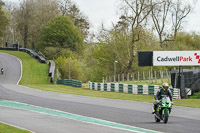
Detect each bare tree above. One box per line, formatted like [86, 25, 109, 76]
[171, 0, 195, 39]
[58, 0, 72, 16]
[151, 0, 172, 47]
[119, 0, 154, 75]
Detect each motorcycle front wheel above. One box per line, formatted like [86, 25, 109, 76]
[163, 110, 169, 124]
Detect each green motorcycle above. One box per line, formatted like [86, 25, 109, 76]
[154, 96, 172, 124]
[1, 68, 4, 75]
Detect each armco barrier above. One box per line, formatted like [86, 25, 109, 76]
[0, 47, 46, 63]
[88, 82, 181, 99]
[57, 79, 82, 88]
[48, 60, 55, 83]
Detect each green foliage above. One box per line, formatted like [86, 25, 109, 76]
[0, 4, 9, 37]
[60, 49, 78, 58]
[42, 16, 83, 51]
[174, 32, 200, 50]
[84, 29, 161, 81]
[58, 0, 90, 38]
[43, 46, 80, 60]
[189, 92, 200, 99]
[83, 30, 200, 82]
[43, 47, 62, 59]
[55, 56, 86, 82]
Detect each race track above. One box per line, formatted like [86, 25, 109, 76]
[0, 52, 200, 133]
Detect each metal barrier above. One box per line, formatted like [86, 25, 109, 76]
[0, 47, 46, 63]
[0, 47, 51, 83]
[48, 60, 55, 83]
[57, 79, 82, 88]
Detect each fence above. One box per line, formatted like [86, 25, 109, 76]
[89, 82, 181, 99]
[57, 79, 82, 88]
[171, 69, 200, 97]
[103, 70, 171, 84]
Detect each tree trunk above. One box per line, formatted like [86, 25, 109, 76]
[159, 35, 163, 48]
[24, 25, 28, 48]
[124, 34, 136, 75]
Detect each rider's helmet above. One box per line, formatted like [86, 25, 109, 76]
[162, 82, 169, 91]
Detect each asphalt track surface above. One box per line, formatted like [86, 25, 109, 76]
[0, 52, 200, 133]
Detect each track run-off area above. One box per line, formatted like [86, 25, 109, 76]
[0, 52, 200, 133]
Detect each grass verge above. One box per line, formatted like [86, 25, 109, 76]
[189, 92, 200, 99]
[0, 123, 30, 133]
[0, 50, 200, 108]
[25, 84, 155, 103]
[0, 50, 49, 84]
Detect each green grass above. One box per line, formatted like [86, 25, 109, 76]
[26, 84, 155, 103]
[0, 50, 200, 108]
[188, 92, 200, 99]
[0, 50, 49, 84]
[173, 99, 200, 108]
[0, 123, 30, 133]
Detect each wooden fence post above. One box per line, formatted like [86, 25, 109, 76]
[132, 73, 134, 81]
[160, 71, 163, 83]
[154, 71, 157, 83]
[167, 70, 170, 83]
[149, 71, 150, 83]
[151, 70, 153, 83]
[143, 72, 145, 80]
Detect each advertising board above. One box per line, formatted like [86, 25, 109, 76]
[153, 51, 200, 66]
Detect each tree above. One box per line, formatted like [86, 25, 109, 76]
[42, 16, 83, 51]
[91, 26, 159, 81]
[171, 0, 195, 39]
[151, 0, 195, 47]
[11, 0, 59, 48]
[151, 0, 172, 47]
[15, 0, 31, 48]
[118, 0, 154, 75]
[55, 56, 86, 81]
[58, 0, 90, 38]
[0, 0, 9, 37]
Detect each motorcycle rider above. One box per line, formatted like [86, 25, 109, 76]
[152, 82, 173, 114]
[1, 68, 4, 74]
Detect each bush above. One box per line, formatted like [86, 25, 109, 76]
[55, 56, 86, 82]
[43, 47, 62, 59]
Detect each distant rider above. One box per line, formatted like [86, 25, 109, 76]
[1, 68, 4, 74]
[152, 82, 173, 114]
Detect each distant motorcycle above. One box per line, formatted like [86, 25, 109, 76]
[154, 96, 172, 124]
[1, 68, 4, 75]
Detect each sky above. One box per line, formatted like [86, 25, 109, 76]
[4, 0, 200, 34]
